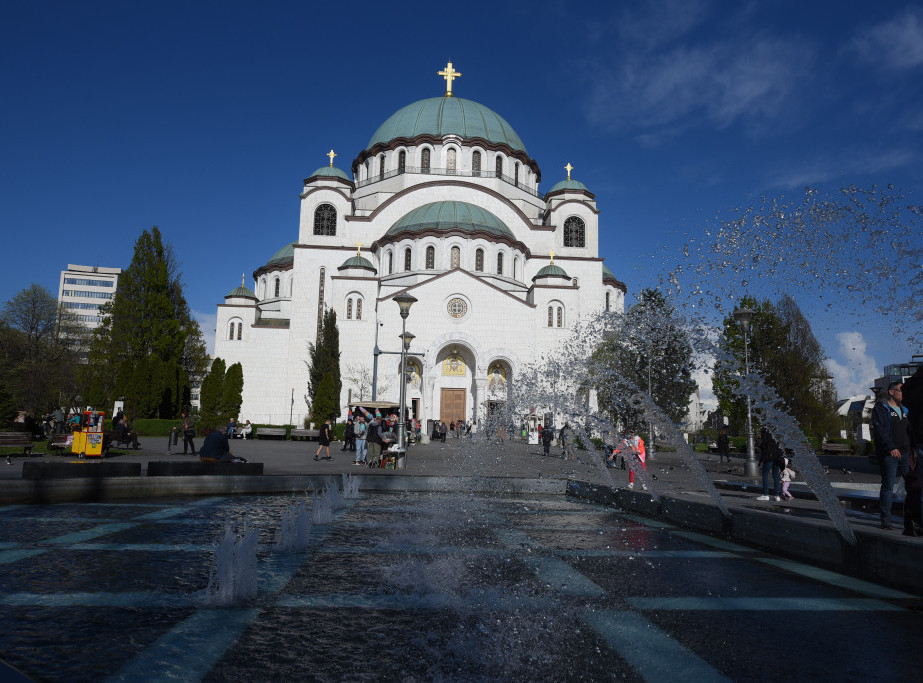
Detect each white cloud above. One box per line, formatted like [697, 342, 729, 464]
[585, 28, 813, 139]
[193, 309, 217, 356]
[826, 331, 879, 399]
[849, 7, 923, 70]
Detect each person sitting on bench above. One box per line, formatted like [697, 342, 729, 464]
[115, 419, 141, 449]
[199, 426, 247, 463]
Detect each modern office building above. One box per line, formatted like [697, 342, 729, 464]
[58, 264, 122, 331]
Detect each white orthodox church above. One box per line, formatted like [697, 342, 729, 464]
[215, 64, 627, 427]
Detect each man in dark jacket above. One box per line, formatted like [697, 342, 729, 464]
[200, 426, 233, 462]
[540, 424, 554, 456]
[872, 381, 913, 529]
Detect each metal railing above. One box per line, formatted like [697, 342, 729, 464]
[355, 166, 542, 198]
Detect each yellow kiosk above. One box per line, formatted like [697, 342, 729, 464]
[72, 410, 105, 458]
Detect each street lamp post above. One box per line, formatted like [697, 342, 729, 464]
[393, 294, 417, 449]
[733, 307, 758, 477]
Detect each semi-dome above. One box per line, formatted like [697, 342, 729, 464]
[385, 201, 515, 240]
[264, 243, 295, 268]
[307, 165, 352, 182]
[547, 178, 588, 194]
[533, 263, 571, 280]
[368, 97, 527, 154]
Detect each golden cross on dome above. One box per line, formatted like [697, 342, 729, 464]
[565, 163, 573, 180]
[355, 241, 363, 256]
[327, 149, 337, 166]
[549, 249, 556, 265]
[438, 61, 462, 97]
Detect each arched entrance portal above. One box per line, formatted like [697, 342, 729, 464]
[433, 344, 475, 425]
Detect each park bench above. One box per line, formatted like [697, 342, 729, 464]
[48, 433, 71, 450]
[289, 429, 320, 440]
[0, 432, 33, 458]
[822, 443, 852, 455]
[256, 427, 287, 439]
[146, 461, 264, 476]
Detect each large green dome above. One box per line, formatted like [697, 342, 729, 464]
[368, 97, 527, 154]
[385, 201, 514, 240]
[264, 243, 295, 267]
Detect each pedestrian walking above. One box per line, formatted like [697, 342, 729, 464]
[872, 381, 912, 529]
[315, 418, 333, 461]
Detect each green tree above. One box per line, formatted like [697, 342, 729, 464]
[199, 358, 226, 431]
[312, 372, 338, 424]
[306, 309, 341, 423]
[1, 284, 86, 414]
[80, 227, 208, 418]
[222, 362, 244, 420]
[592, 288, 696, 427]
[713, 294, 839, 440]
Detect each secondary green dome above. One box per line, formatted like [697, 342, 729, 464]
[264, 243, 295, 268]
[368, 97, 527, 154]
[385, 201, 514, 240]
[226, 285, 256, 299]
[533, 263, 570, 280]
[339, 254, 375, 270]
[547, 178, 588, 193]
[308, 165, 352, 182]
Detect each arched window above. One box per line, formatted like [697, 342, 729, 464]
[398, 150, 406, 174]
[237, 322, 242, 340]
[514, 162, 519, 186]
[475, 248, 484, 272]
[228, 320, 238, 340]
[547, 306, 553, 327]
[421, 148, 431, 171]
[606, 291, 611, 311]
[313, 204, 337, 236]
[379, 155, 385, 177]
[259, 277, 266, 298]
[495, 155, 503, 178]
[447, 148, 457, 173]
[472, 151, 481, 177]
[426, 245, 435, 270]
[274, 277, 280, 297]
[346, 298, 353, 320]
[513, 256, 519, 280]
[557, 307, 564, 327]
[450, 246, 460, 269]
[563, 216, 586, 247]
[387, 252, 393, 274]
[496, 252, 503, 275]
[404, 247, 412, 271]
[356, 298, 362, 320]
[364, 160, 369, 179]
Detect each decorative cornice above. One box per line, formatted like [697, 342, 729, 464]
[545, 188, 596, 201]
[547, 197, 600, 215]
[252, 260, 294, 280]
[378, 267, 536, 309]
[301, 174, 355, 188]
[298, 186, 354, 203]
[352, 133, 542, 182]
[371, 227, 530, 254]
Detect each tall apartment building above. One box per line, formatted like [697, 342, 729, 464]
[58, 264, 122, 330]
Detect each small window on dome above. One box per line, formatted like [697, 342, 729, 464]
[346, 298, 353, 320]
[356, 298, 362, 320]
[564, 216, 585, 248]
[404, 247, 412, 272]
[495, 155, 503, 178]
[313, 204, 337, 236]
[475, 248, 484, 272]
[547, 306, 553, 327]
[451, 246, 460, 269]
[379, 155, 385, 178]
[274, 278, 280, 298]
[398, 151, 406, 174]
[387, 252, 393, 274]
[513, 256, 519, 280]
[421, 148, 431, 172]
[514, 162, 519, 187]
[426, 246, 435, 270]
[447, 148, 457, 173]
[606, 291, 611, 311]
[472, 151, 481, 177]
[496, 252, 503, 275]
[557, 307, 564, 327]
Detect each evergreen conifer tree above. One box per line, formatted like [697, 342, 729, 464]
[306, 309, 341, 424]
[312, 372, 338, 424]
[199, 358, 226, 430]
[222, 362, 244, 420]
[80, 227, 208, 418]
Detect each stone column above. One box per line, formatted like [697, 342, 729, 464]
[474, 376, 488, 424]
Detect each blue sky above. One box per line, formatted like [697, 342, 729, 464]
[2, 0, 921, 400]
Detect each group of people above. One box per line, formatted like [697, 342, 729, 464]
[431, 419, 471, 441]
[539, 423, 578, 460]
[604, 429, 647, 489]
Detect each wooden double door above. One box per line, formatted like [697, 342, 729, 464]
[440, 389, 466, 425]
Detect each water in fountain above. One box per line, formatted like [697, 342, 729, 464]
[342, 472, 360, 499]
[200, 518, 259, 605]
[276, 500, 312, 552]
